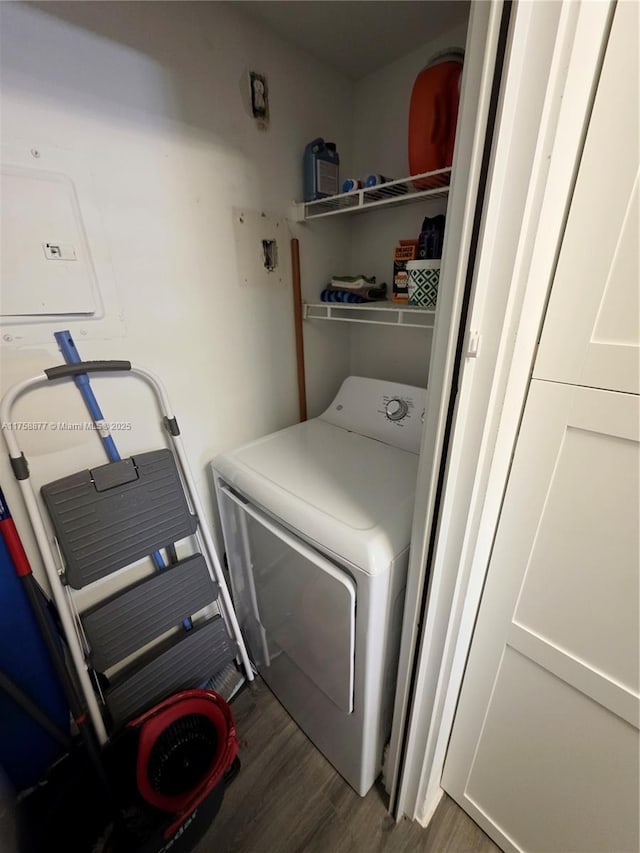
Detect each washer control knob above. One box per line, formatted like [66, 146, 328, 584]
[385, 398, 409, 421]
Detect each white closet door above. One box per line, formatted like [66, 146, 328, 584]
[442, 4, 639, 849]
[534, 0, 639, 394]
[441, 379, 639, 852]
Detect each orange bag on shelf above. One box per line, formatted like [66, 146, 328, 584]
[409, 51, 464, 183]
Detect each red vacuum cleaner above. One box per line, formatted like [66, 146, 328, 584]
[106, 689, 239, 852]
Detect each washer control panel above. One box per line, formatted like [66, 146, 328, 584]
[319, 376, 426, 453]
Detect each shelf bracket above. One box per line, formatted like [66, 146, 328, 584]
[289, 202, 306, 224]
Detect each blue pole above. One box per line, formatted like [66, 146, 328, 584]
[54, 332, 121, 462]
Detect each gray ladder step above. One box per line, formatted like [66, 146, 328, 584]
[105, 617, 236, 725]
[41, 449, 198, 588]
[82, 554, 219, 671]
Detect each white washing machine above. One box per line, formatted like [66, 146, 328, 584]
[212, 376, 425, 796]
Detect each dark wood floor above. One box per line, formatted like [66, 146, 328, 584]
[196, 678, 500, 853]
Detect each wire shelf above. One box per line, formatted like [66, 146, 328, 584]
[296, 168, 452, 220]
[303, 301, 436, 329]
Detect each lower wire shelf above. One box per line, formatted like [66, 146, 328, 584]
[303, 301, 436, 329]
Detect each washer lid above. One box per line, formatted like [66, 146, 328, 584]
[213, 418, 419, 574]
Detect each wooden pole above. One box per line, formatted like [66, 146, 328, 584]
[290, 238, 307, 422]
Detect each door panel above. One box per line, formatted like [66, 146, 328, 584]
[513, 405, 639, 691]
[442, 380, 640, 852]
[465, 648, 638, 853]
[534, 1, 639, 393]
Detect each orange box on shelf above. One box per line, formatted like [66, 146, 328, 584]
[393, 242, 417, 302]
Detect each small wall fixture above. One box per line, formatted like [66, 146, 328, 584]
[249, 71, 269, 129]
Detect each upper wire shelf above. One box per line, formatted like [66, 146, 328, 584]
[293, 168, 452, 221]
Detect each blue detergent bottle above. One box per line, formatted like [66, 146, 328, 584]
[303, 139, 339, 201]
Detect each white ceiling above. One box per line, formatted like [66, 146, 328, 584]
[236, 1, 470, 80]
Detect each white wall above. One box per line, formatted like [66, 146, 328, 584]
[0, 0, 353, 589]
[297, 217, 352, 418]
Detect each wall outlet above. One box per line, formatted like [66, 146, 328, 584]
[43, 242, 77, 261]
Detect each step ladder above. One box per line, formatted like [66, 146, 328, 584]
[1, 360, 253, 744]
